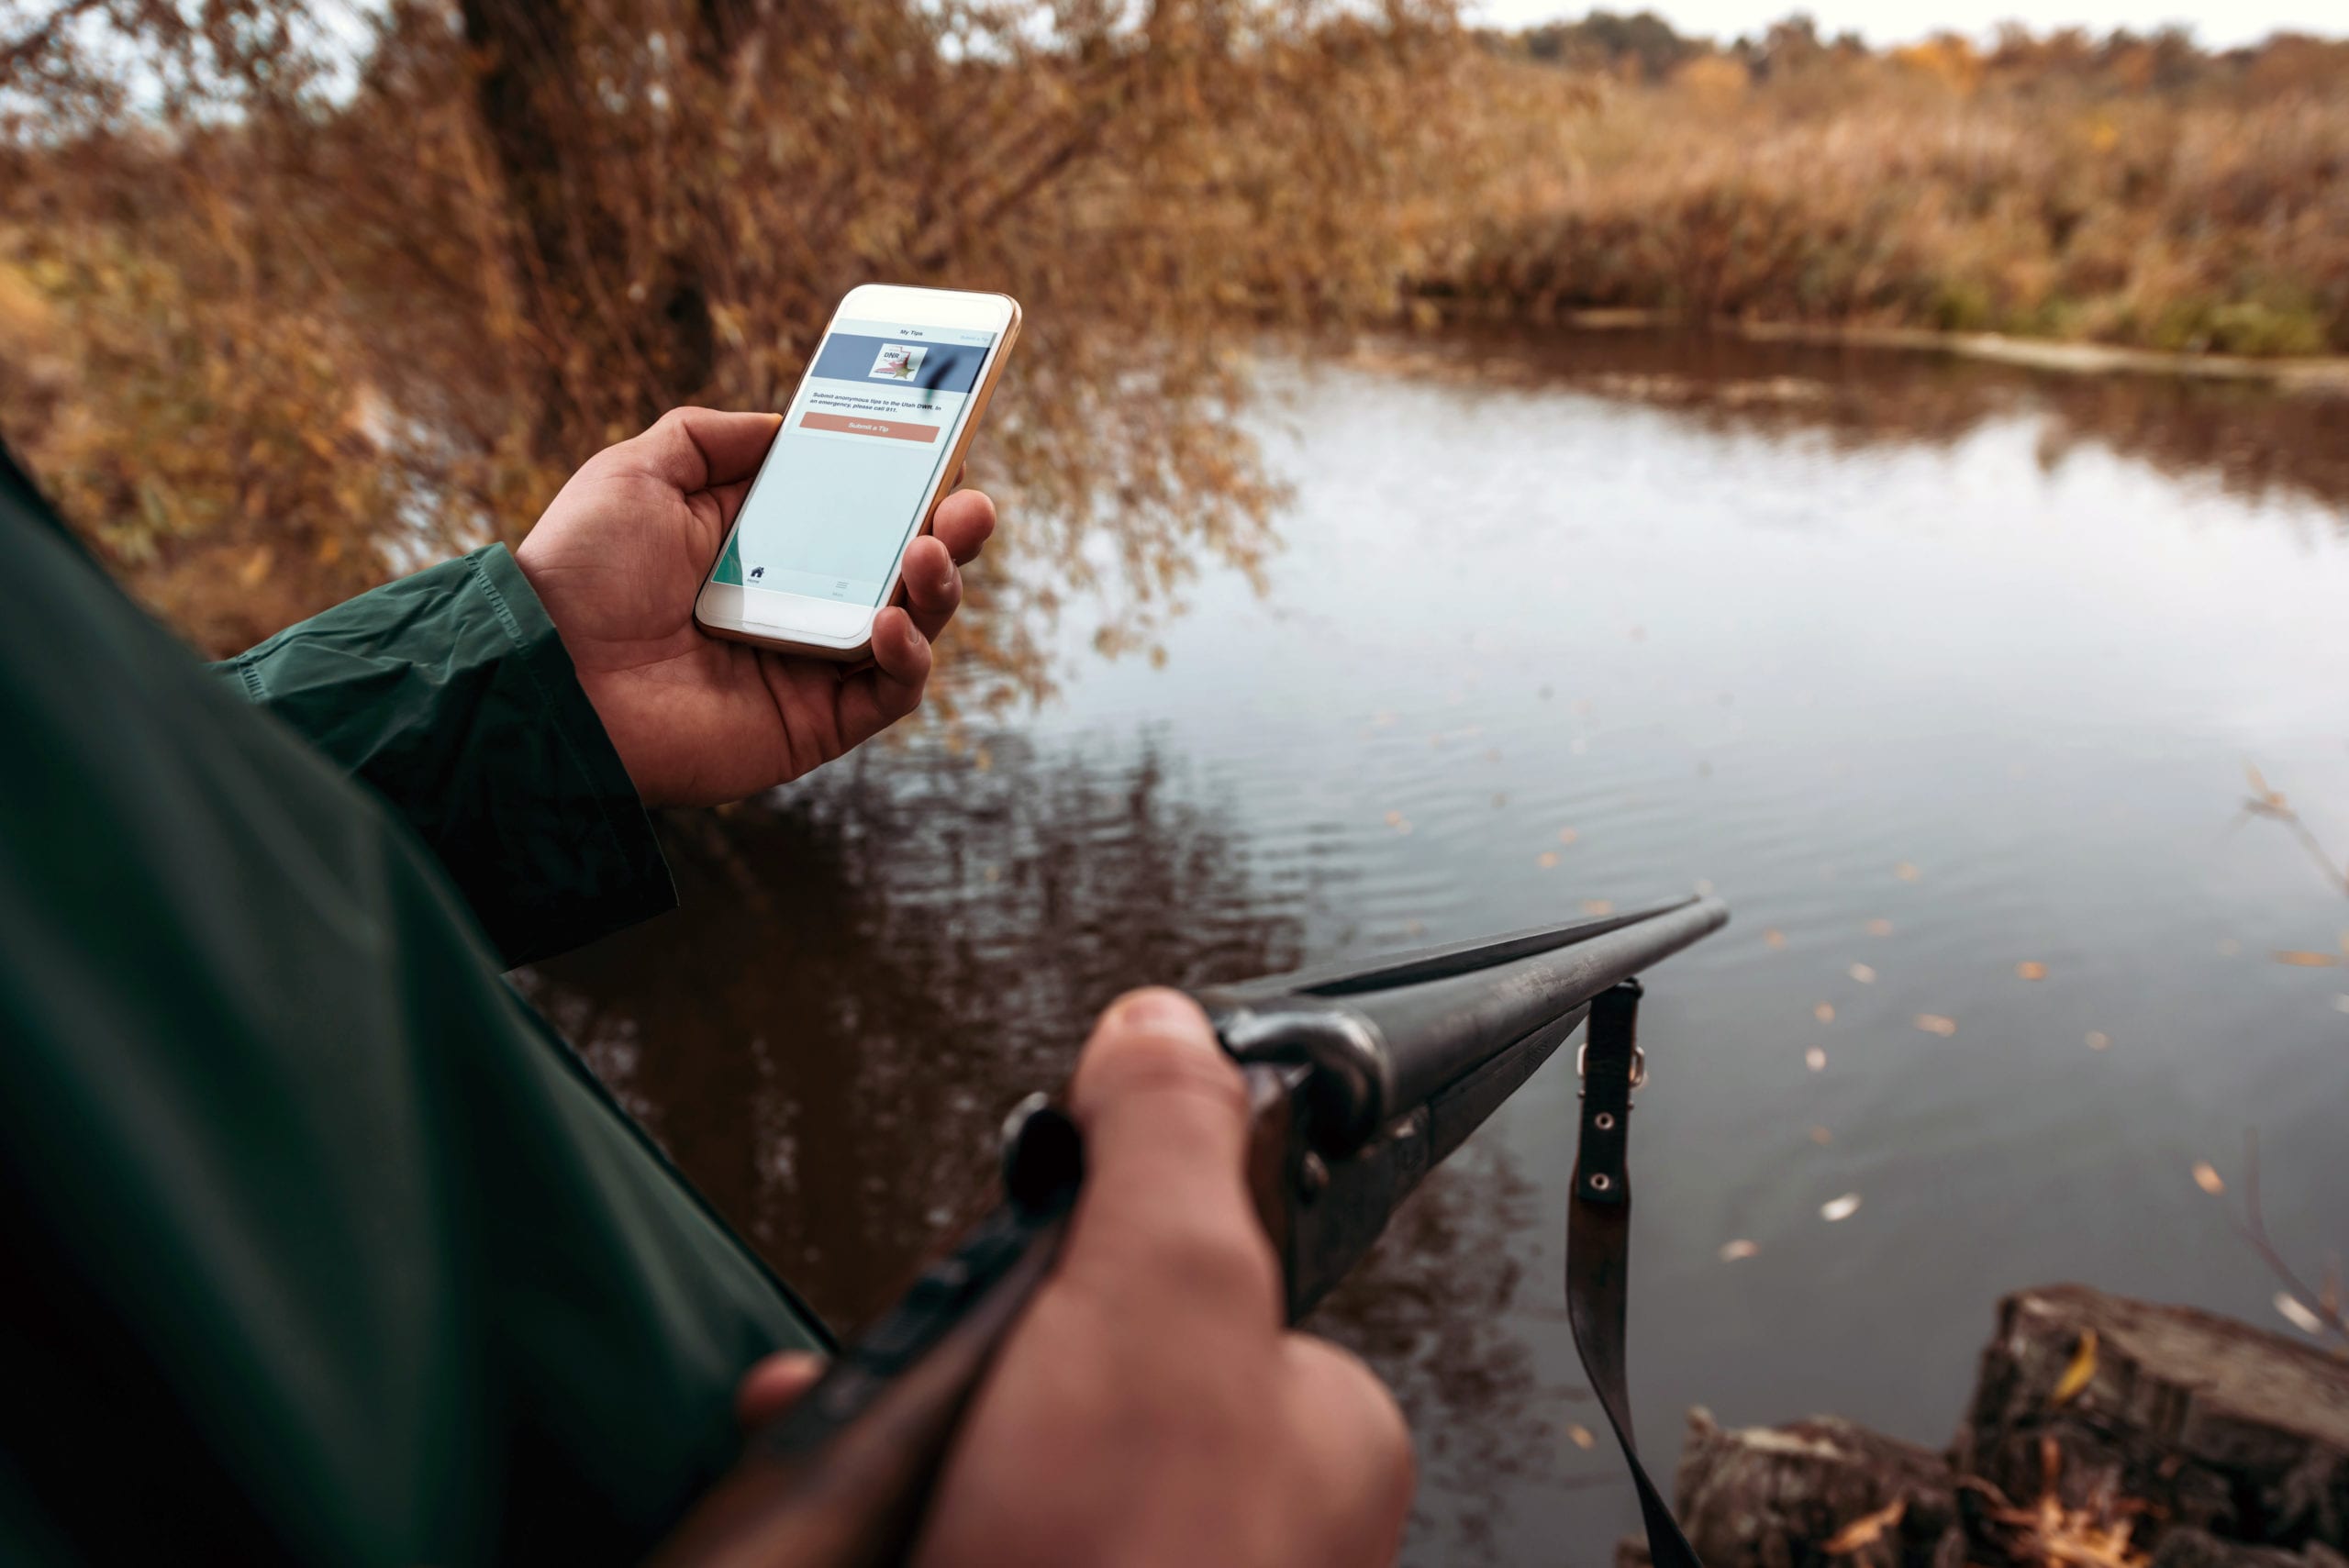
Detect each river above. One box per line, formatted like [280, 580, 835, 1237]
[526, 327, 2349, 1564]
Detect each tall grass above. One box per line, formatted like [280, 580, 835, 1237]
[1433, 37, 2349, 355]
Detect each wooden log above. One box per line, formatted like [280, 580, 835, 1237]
[1666, 1407, 1964, 1568]
[2150, 1526, 2349, 1568]
[1951, 1284, 2349, 1556]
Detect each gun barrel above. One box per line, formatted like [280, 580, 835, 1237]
[1364, 895, 1728, 1115]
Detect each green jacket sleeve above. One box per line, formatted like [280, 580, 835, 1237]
[214, 544, 674, 967]
[1, 444, 822, 1567]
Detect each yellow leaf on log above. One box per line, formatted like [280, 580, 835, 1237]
[2051, 1328, 2097, 1405]
[1824, 1499, 1905, 1554]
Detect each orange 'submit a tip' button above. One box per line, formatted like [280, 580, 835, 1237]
[802, 411, 939, 443]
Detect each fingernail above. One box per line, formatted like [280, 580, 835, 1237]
[1112, 988, 1200, 1036]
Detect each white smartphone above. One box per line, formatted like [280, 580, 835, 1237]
[694, 283, 1022, 659]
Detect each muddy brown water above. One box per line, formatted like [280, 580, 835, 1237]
[527, 328, 2349, 1564]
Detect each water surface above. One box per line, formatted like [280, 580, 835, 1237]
[529, 328, 2349, 1564]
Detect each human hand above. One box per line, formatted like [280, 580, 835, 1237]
[734, 989, 1416, 1568]
[514, 406, 995, 807]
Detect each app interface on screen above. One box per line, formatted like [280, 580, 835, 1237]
[712, 317, 996, 607]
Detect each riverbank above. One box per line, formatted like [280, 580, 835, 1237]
[1427, 307, 2349, 395]
[1647, 1284, 2349, 1568]
[1427, 35, 2349, 364]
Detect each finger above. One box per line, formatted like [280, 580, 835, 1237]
[829, 606, 931, 749]
[1060, 989, 1275, 1320]
[930, 489, 996, 566]
[899, 534, 963, 642]
[734, 1351, 828, 1430]
[625, 407, 782, 493]
[1283, 1335, 1417, 1561]
[712, 476, 755, 527]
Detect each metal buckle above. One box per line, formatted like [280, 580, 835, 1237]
[1575, 1041, 1648, 1090]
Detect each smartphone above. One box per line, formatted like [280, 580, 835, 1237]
[694, 284, 1022, 659]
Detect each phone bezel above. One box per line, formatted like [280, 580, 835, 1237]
[693, 283, 1019, 657]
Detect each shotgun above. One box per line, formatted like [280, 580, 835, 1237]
[654, 893, 1730, 1568]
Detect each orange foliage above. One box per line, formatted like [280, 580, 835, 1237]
[0, 1, 1497, 694]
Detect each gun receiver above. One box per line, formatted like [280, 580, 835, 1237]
[653, 894, 1729, 1568]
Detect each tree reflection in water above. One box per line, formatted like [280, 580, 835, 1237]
[522, 736, 1553, 1563]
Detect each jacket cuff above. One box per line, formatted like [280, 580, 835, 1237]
[222, 544, 675, 968]
[462, 544, 677, 965]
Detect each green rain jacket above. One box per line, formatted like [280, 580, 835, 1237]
[0, 442, 825, 1565]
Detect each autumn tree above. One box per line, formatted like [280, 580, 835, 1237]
[0, 0, 1491, 696]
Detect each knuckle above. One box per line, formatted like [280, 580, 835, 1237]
[1152, 1214, 1280, 1309]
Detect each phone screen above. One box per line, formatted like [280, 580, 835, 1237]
[710, 316, 1000, 609]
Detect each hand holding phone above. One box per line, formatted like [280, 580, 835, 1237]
[514, 405, 997, 809]
[694, 284, 1021, 660]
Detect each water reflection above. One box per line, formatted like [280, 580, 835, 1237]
[525, 740, 1553, 1558]
[1353, 328, 2349, 516]
[532, 329, 2349, 1566]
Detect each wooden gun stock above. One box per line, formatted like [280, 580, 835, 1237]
[648, 1210, 1066, 1568]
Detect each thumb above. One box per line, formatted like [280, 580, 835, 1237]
[1059, 989, 1276, 1319]
[624, 406, 783, 493]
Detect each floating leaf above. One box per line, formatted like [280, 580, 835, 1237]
[1567, 1423, 1597, 1451]
[1537, 851, 1560, 870]
[1820, 1193, 1863, 1222]
[1809, 1126, 1833, 1146]
[1765, 929, 1787, 950]
[1824, 1499, 1905, 1555]
[1814, 1002, 1836, 1023]
[2275, 1292, 2326, 1336]
[1384, 810, 1403, 826]
[1558, 828, 1579, 846]
[1915, 1014, 1957, 1037]
[1581, 899, 1615, 917]
[2272, 950, 2339, 968]
[2016, 961, 2048, 981]
[2191, 1162, 2225, 1195]
[1719, 1239, 1761, 1262]
[1849, 962, 1877, 984]
[1806, 1046, 1828, 1071]
[2244, 762, 2283, 809]
[2085, 1031, 2112, 1051]
[1866, 917, 1894, 937]
[2051, 1329, 2098, 1405]
[1894, 861, 1921, 883]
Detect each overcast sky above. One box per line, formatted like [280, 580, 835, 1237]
[1465, 0, 2344, 48]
